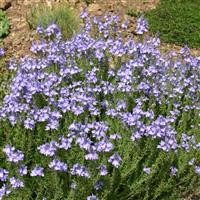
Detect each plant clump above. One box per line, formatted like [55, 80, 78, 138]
[145, 0, 200, 48]
[26, 3, 80, 39]
[0, 13, 199, 200]
[0, 10, 10, 39]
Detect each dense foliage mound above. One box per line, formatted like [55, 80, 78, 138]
[145, 0, 200, 48]
[27, 3, 80, 39]
[0, 13, 199, 200]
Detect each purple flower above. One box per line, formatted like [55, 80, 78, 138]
[96, 139, 113, 152]
[195, 166, 200, 175]
[38, 141, 58, 157]
[0, 168, 9, 182]
[108, 153, 122, 168]
[85, 150, 99, 160]
[116, 100, 126, 111]
[109, 134, 122, 140]
[80, 11, 88, 19]
[143, 167, 151, 174]
[188, 158, 195, 166]
[135, 16, 148, 35]
[3, 145, 24, 163]
[71, 164, 90, 178]
[98, 165, 108, 176]
[57, 136, 72, 150]
[24, 118, 35, 130]
[48, 159, 67, 172]
[121, 20, 129, 29]
[157, 137, 177, 152]
[86, 68, 98, 84]
[170, 166, 178, 176]
[18, 165, 28, 176]
[180, 45, 190, 57]
[45, 118, 60, 130]
[180, 133, 190, 151]
[76, 137, 92, 151]
[9, 177, 24, 189]
[0, 48, 5, 57]
[87, 194, 98, 200]
[7, 58, 17, 71]
[70, 181, 77, 190]
[30, 166, 44, 177]
[94, 180, 104, 190]
[0, 184, 11, 199]
[131, 130, 143, 141]
[45, 23, 61, 38]
[36, 25, 44, 34]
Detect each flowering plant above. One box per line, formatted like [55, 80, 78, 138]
[0, 13, 199, 200]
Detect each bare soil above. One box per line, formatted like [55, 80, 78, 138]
[2, 0, 200, 59]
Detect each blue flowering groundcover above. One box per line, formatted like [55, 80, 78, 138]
[0, 12, 199, 200]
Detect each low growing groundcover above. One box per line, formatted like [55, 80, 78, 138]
[145, 0, 200, 48]
[0, 13, 199, 200]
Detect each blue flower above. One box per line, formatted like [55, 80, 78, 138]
[108, 153, 122, 168]
[48, 159, 67, 172]
[0, 168, 9, 182]
[9, 177, 24, 189]
[30, 166, 44, 177]
[135, 16, 148, 35]
[143, 167, 151, 175]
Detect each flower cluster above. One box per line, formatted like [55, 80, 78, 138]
[0, 12, 199, 199]
[135, 15, 148, 35]
[3, 145, 24, 163]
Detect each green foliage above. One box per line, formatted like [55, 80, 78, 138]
[127, 9, 142, 18]
[1, 116, 200, 199]
[0, 68, 200, 199]
[0, 10, 10, 39]
[145, 0, 200, 48]
[0, 58, 12, 102]
[26, 3, 80, 39]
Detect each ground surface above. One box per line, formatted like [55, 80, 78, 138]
[0, 0, 200, 57]
[2, 0, 200, 58]
[2, 0, 39, 58]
